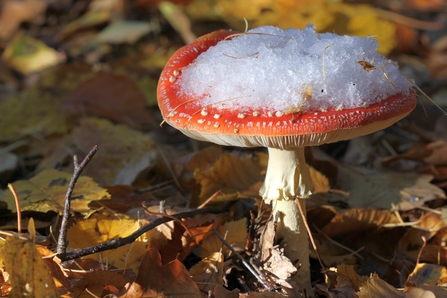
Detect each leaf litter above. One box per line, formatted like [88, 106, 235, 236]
[1, 0, 447, 297]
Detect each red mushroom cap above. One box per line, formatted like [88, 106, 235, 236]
[157, 30, 417, 149]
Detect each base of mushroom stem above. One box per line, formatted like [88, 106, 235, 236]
[272, 198, 312, 294]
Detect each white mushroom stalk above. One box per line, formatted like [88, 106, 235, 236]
[260, 147, 313, 292]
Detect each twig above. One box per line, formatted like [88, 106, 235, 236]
[295, 198, 327, 273]
[8, 183, 21, 233]
[142, 202, 195, 241]
[198, 190, 222, 209]
[56, 145, 99, 255]
[57, 206, 224, 261]
[211, 229, 274, 291]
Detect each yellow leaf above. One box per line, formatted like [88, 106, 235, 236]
[194, 152, 266, 204]
[1, 169, 110, 215]
[2, 235, 59, 298]
[2, 32, 62, 74]
[67, 214, 148, 273]
[38, 118, 158, 186]
[0, 88, 70, 142]
[309, 165, 330, 194]
[190, 252, 224, 293]
[198, 218, 247, 258]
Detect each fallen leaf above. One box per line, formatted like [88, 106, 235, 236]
[98, 21, 152, 44]
[159, 1, 196, 44]
[58, 10, 110, 40]
[194, 152, 266, 204]
[407, 263, 447, 286]
[198, 218, 247, 258]
[38, 118, 157, 186]
[2, 235, 59, 297]
[337, 165, 445, 209]
[357, 273, 404, 298]
[2, 33, 63, 74]
[35, 245, 71, 292]
[67, 214, 148, 273]
[124, 248, 201, 297]
[61, 72, 154, 130]
[73, 270, 132, 297]
[320, 209, 400, 238]
[309, 165, 330, 193]
[189, 252, 224, 293]
[1, 169, 110, 214]
[213, 285, 240, 298]
[0, 0, 46, 40]
[0, 87, 71, 142]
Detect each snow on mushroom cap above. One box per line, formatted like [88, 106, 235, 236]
[178, 24, 412, 113]
[157, 25, 416, 149]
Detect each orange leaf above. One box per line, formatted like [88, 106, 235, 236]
[125, 248, 200, 297]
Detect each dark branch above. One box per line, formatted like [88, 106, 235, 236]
[56, 145, 99, 255]
[58, 206, 224, 261]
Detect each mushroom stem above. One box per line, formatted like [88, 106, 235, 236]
[260, 147, 314, 293]
[260, 147, 313, 203]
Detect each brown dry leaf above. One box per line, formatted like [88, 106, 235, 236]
[198, 218, 247, 259]
[38, 117, 157, 186]
[316, 265, 361, 297]
[2, 33, 63, 74]
[357, 273, 404, 298]
[213, 285, 240, 298]
[383, 140, 447, 166]
[1, 169, 110, 214]
[124, 248, 201, 297]
[336, 264, 365, 291]
[422, 141, 447, 166]
[67, 214, 148, 273]
[240, 291, 290, 297]
[194, 152, 266, 204]
[337, 164, 445, 209]
[189, 252, 224, 293]
[35, 245, 71, 291]
[399, 212, 446, 250]
[309, 165, 330, 194]
[2, 235, 59, 298]
[0, 87, 71, 142]
[258, 221, 296, 282]
[73, 270, 132, 297]
[399, 213, 447, 263]
[89, 185, 159, 213]
[320, 208, 400, 238]
[0, 0, 46, 40]
[61, 72, 154, 130]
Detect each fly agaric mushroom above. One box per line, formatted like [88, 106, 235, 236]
[157, 25, 416, 293]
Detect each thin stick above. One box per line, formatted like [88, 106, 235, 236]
[8, 183, 21, 233]
[198, 190, 222, 209]
[56, 145, 99, 255]
[57, 206, 224, 261]
[295, 198, 326, 272]
[211, 229, 274, 291]
[142, 202, 194, 241]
